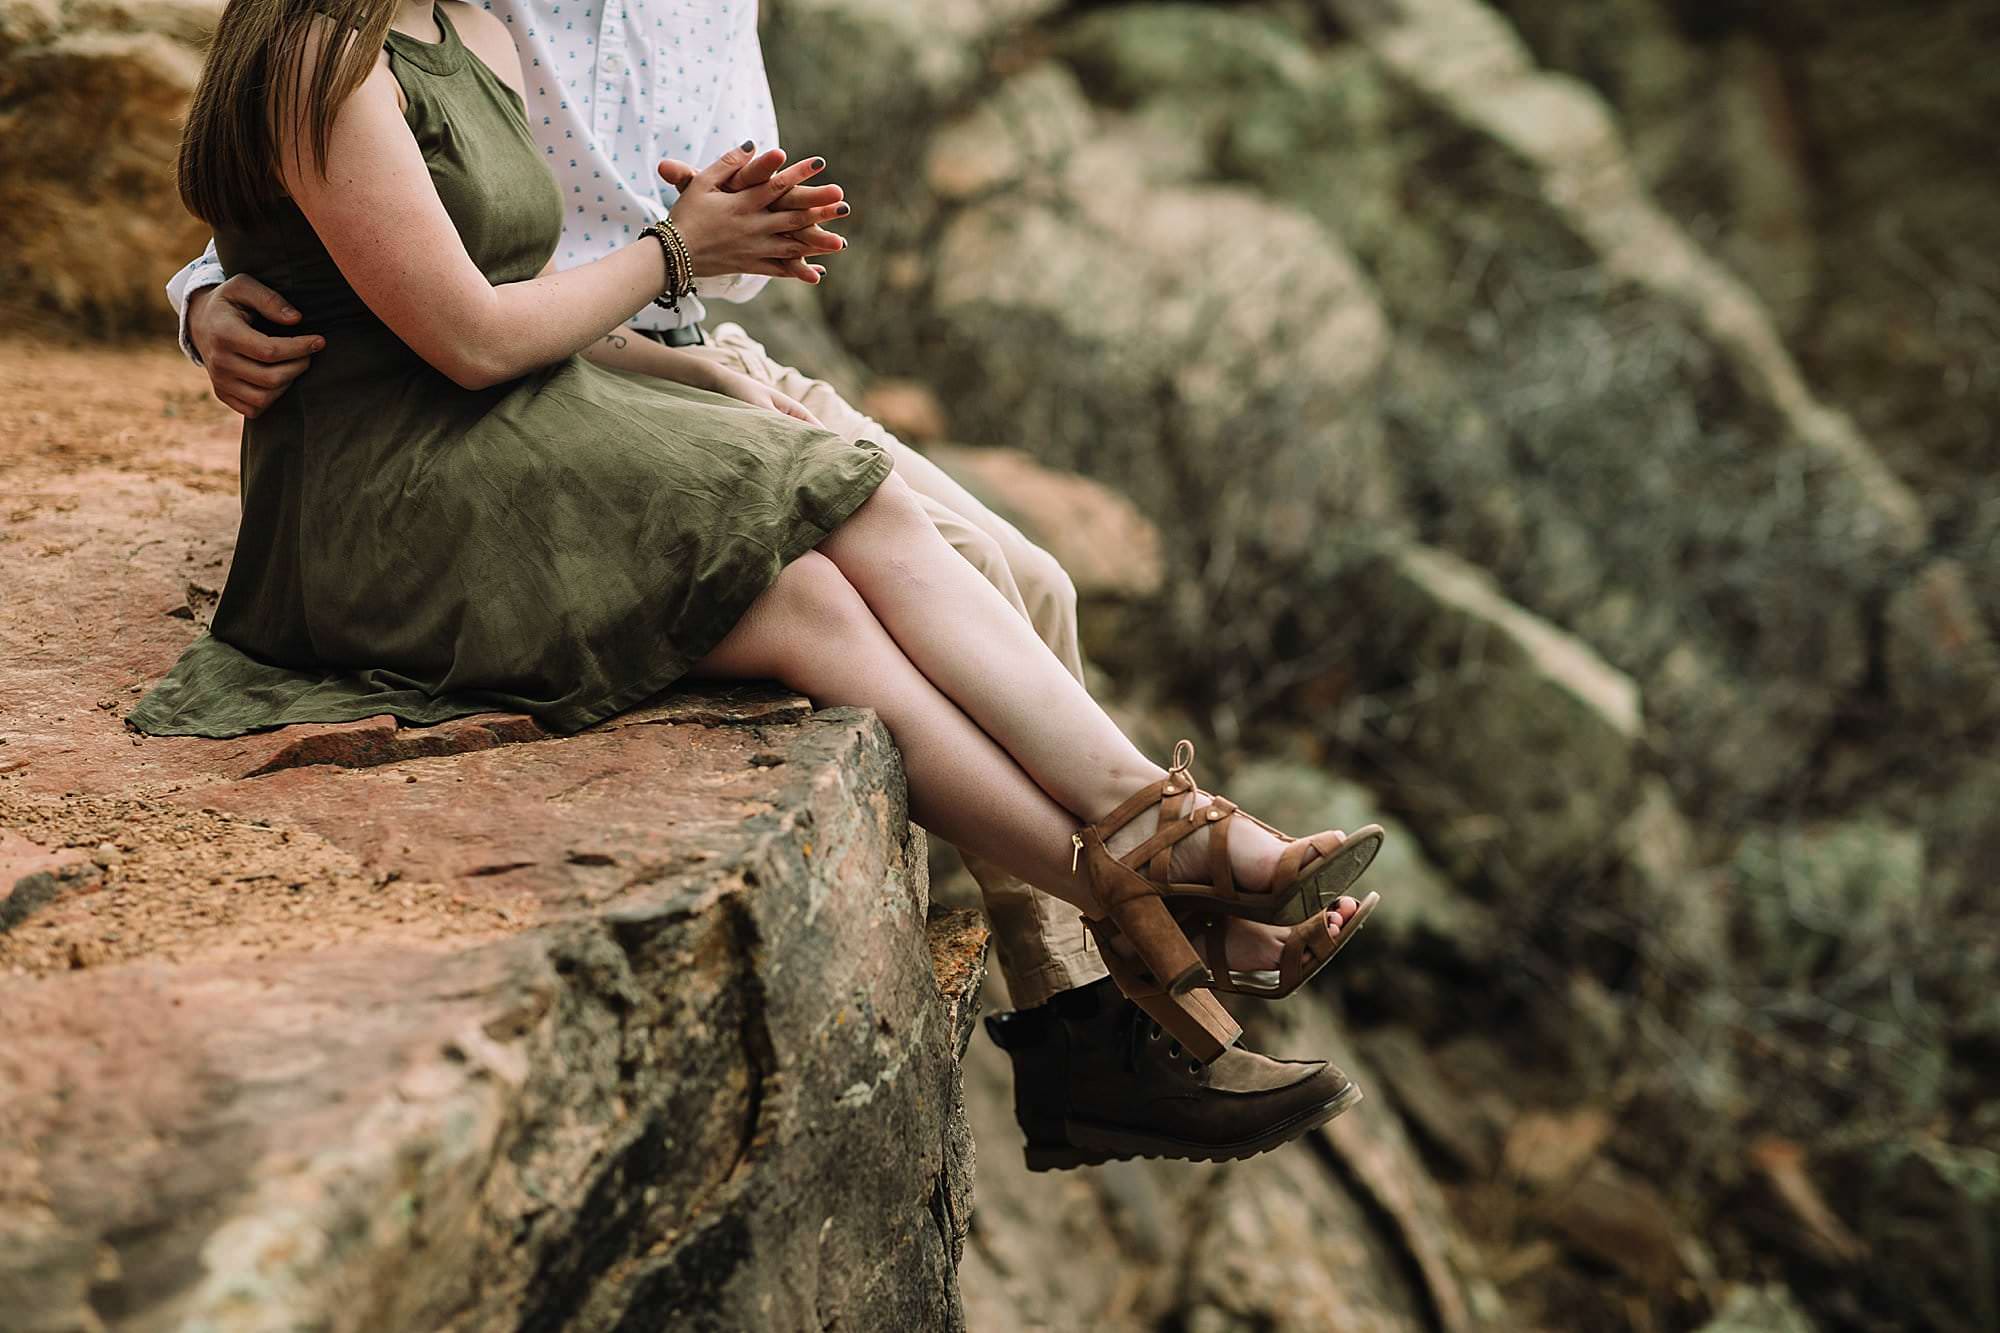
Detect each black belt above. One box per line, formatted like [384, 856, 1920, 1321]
[637, 324, 705, 348]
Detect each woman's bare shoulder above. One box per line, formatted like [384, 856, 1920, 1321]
[284, 13, 395, 92]
[271, 15, 401, 172]
[442, 2, 526, 97]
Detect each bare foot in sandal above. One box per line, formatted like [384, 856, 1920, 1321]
[1095, 895, 1364, 976]
[1201, 895, 1365, 971]
[1099, 783, 1295, 897]
[1087, 741, 1386, 927]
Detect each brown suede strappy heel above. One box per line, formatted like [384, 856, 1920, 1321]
[1079, 741, 1384, 927]
[1074, 740, 1385, 1059]
[1180, 891, 1380, 999]
[1078, 825, 1243, 1061]
[1097, 956, 1245, 1066]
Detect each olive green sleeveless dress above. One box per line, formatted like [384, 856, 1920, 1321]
[129, 6, 890, 738]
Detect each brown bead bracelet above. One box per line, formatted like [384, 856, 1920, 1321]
[640, 217, 696, 313]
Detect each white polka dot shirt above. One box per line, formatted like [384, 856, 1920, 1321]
[168, 0, 780, 359]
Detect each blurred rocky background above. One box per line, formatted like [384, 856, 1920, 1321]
[3, 0, 1995, 1328]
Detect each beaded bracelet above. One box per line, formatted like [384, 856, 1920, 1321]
[640, 217, 697, 313]
[640, 218, 680, 308]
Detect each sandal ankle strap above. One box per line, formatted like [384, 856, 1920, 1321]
[1085, 740, 1240, 888]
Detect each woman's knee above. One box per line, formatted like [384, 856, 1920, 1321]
[844, 471, 932, 537]
[764, 548, 860, 616]
[761, 551, 873, 636]
[698, 552, 865, 680]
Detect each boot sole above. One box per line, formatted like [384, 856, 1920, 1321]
[1029, 1081, 1363, 1171]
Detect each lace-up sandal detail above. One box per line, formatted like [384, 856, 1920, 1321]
[1092, 740, 1386, 927]
[1183, 892, 1380, 999]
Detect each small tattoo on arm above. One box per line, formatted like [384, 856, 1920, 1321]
[603, 332, 629, 350]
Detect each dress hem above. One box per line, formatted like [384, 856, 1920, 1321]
[125, 446, 895, 741]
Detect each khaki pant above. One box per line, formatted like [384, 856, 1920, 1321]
[691, 322, 1107, 1009]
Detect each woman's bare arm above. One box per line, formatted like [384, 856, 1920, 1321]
[577, 323, 821, 425]
[277, 14, 842, 391]
[580, 324, 723, 387]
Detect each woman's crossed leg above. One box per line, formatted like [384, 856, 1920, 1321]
[690, 544, 1091, 901]
[692, 473, 1356, 965]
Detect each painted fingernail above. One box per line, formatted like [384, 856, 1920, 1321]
[740, 139, 755, 151]
[811, 157, 825, 169]
[836, 202, 850, 216]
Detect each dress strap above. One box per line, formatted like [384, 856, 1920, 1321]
[383, 2, 468, 77]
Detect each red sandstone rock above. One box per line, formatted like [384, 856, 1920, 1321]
[0, 341, 988, 1330]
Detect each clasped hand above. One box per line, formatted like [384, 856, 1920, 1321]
[658, 142, 849, 284]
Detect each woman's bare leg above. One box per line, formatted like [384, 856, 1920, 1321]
[692, 552, 1091, 904]
[815, 474, 1352, 919]
[691, 552, 1356, 967]
[816, 476, 1158, 823]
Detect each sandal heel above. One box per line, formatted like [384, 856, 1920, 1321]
[1084, 918, 1241, 1062]
[1104, 891, 1207, 995]
[1128, 985, 1240, 1063]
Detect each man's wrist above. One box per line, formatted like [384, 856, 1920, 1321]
[184, 284, 220, 360]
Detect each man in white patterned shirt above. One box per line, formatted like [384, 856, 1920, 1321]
[169, 0, 1340, 1169]
[170, 0, 783, 355]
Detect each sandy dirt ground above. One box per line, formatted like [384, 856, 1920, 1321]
[0, 336, 530, 976]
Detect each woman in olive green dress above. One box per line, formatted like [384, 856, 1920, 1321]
[139, 0, 1382, 1108]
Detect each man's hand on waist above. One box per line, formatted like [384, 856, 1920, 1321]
[189, 275, 324, 419]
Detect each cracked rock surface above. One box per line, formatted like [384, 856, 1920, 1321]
[0, 339, 988, 1332]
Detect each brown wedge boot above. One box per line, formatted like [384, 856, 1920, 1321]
[985, 977, 1363, 1170]
[1074, 741, 1384, 1055]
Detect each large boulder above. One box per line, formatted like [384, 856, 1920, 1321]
[0, 713, 987, 1333]
[1343, 541, 1644, 895]
[0, 340, 989, 1331]
[1312, 0, 1928, 810]
[1494, 0, 2000, 628]
[0, 0, 216, 329]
